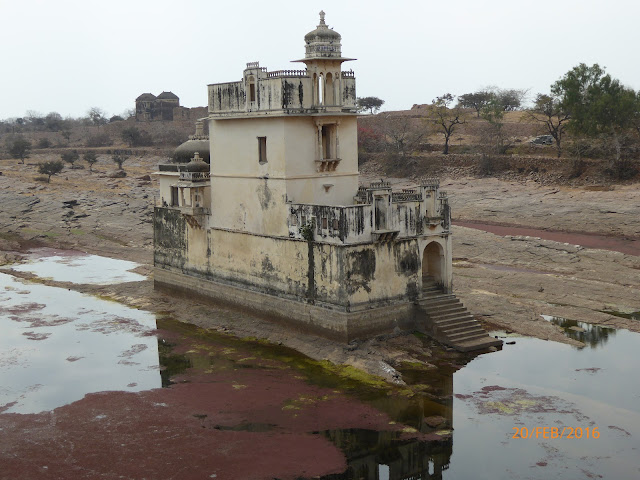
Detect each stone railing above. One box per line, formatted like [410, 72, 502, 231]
[422, 177, 440, 188]
[392, 191, 422, 202]
[179, 172, 210, 182]
[368, 180, 391, 189]
[267, 69, 308, 78]
[341, 70, 355, 78]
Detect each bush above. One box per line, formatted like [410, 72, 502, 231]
[37, 138, 52, 149]
[477, 154, 509, 176]
[38, 160, 64, 182]
[86, 132, 113, 147]
[121, 126, 153, 147]
[61, 150, 80, 168]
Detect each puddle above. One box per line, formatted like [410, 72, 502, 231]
[0, 273, 159, 413]
[6, 248, 146, 284]
[542, 314, 617, 348]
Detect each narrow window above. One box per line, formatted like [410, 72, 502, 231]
[171, 186, 179, 206]
[319, 73, 324, 105]
[325, 73, 334, 104]
[332, 219, 339, 230]
[290, 215, 298, 226]
[301, 215, 306, 226]
[258, 136, 267, 164]
[248, 76, 256, 102]
[322, 217, 328, 229]
[321, 125, 334, 159]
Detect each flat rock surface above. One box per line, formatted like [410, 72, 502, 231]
[2, 156, 639, 360]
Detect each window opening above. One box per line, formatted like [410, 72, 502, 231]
[321, 125, 334, 159]
[325, 73, 334, 105]
[258, 136, 267, 164]
[248, 76, 256, 102]
[171, 186, 179, 206]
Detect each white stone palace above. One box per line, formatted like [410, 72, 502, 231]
[153, 12, 500, 350]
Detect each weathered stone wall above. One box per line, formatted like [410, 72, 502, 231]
[153, 207, 188, 270]
[154, 210, 424, 311]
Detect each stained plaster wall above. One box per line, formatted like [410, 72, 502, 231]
[208, 69, 356, 114]
[154, 207, 425, 311]
[209, 115, 358, 236]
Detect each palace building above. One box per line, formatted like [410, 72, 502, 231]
[153, 12, 500, 351]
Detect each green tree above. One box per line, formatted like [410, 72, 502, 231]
[553, 63, 638, 177]
[457, 90, 494, 117]
[7, 136, 31, 164]
[84, 151, 98, 172]
[61, 150, 80, 168]
[430, 93, 466, 154]
[527, 93, 571, 157]
[357, 96, 385, 114]
[480, 100, 513, 154]
[38, 160, 64, 183]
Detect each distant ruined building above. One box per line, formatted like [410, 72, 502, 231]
[135, 92, 180, 121]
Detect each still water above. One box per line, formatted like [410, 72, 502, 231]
[1, 251, 638, 478]
[0, 250, 158, 413]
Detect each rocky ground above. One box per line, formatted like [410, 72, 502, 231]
[1, 154, 639, 380]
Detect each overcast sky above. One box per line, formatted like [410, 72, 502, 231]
[2, 0, 639, 120]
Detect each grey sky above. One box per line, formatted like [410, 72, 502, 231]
[1, 0, 639, 119]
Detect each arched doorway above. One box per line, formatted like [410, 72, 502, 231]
[422, 242, 444, 290]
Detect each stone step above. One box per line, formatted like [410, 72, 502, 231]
[416, 291, 502, 352]
[422, 303, 466, 313]
[437, 317, 477, 333]
[455, 336, 504, 352]
[426, 310, 470, 322]
[432, 313, 475, 324]
[447, 328, 488, 340]
[418, 296, 460, 307]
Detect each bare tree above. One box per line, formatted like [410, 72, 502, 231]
[526, 93, 571, 157]
[430, 94, 467, 154]
[381, 114, 425, 158]
[87, 107, 108, 126]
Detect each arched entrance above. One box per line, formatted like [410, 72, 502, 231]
[422, 242, 444, 290]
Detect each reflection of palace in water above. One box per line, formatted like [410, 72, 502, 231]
[320, 362, 457, 479]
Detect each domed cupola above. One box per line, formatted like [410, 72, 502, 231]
[304, 11, 343, 59]
[173, 120, 210, 164]
[182, 152, 209, 173]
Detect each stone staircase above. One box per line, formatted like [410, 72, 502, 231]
[416, 277, 502, 352]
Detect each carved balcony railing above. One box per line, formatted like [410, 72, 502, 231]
[179, 172, 211, 182]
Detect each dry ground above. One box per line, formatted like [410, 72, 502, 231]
[1, 152, 639, 380]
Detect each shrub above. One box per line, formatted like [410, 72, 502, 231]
[38, 160, 64, 182]
[37, 138, 52, 149]
[86, 132, 113, 147]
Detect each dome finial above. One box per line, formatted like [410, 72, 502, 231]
[318, 10, 326, 26]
